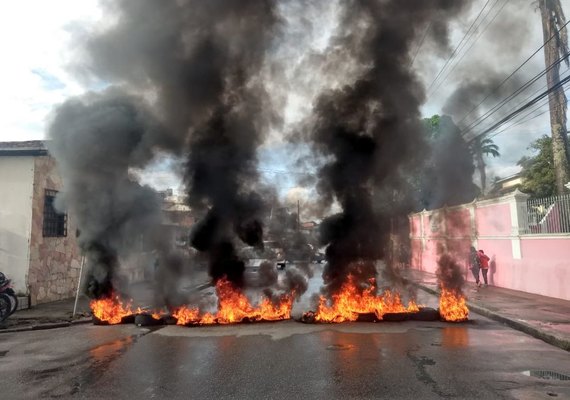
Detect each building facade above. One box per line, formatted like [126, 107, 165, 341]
[0, 141, 81, 305]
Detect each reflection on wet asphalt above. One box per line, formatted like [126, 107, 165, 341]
[81, 320, 570, 400]
[1, 267, 570, 399]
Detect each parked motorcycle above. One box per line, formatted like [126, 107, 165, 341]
[0, 272, 18, 322]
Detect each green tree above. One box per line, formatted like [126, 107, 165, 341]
[469, 137, 500, 194]
[423, 114, 441, 139]
[518, 135, 556, 198]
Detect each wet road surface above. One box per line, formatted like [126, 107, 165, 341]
[2, 269, 570, 399]
[2, 314, 570, 399]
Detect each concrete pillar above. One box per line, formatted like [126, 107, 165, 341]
[469, 201, 478, 249]
[506, 189, 530, 259]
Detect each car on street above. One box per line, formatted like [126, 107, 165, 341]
[239, 246, 280, 287]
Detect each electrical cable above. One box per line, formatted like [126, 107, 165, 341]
[456, 18, 570, 126]
[466, 73, 570, 143]
[430, 0, 509, 97]
[461, 49, 570, 136]
[425, 0, 493, 93]
[483, 69, 567, 133]
[410, 21, 432, 68]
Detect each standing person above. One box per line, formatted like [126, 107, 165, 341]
[469, 246, 481, 287]
[478, 250, 490, 287]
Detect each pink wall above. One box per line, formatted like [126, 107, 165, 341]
[445, 208, 471, 238]
[409, 195, 570, 301]
[475, 203, 511, 236]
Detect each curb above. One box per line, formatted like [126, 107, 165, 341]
[0, 282, 213, 334]
[416, 283, 570, 352]
[0, 318, 92, 334]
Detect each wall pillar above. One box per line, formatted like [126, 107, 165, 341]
[469, 201, 478, 249]
[506, 189, 530, 259]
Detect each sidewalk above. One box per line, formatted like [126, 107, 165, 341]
[0, 296, 92, 332]
[408, 269, 570, 352]
[0, 278, 211, 333]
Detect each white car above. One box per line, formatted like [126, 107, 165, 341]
[239, 246, 279, 286]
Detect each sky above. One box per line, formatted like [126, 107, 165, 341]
[0, 0, 567, 195]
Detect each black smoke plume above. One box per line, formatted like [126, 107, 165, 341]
[441, 1, 533, 129]
[436, 252, 466, 294]
[48, 90, 166, 298]
[49, 0, 281, 299]
[307, 0, 470, 297]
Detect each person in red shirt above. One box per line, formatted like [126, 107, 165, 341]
[478, 250, 490, 287]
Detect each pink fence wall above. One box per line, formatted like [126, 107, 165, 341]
[409, 190, 570, 301]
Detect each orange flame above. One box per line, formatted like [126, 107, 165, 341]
[172, 277, 293, 325]
[310, 276, 420, 323]
[90, 295, 134, 324]
[439, 287, 469, 321]
[91, 296, 167, 324]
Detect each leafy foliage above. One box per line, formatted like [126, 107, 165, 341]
[469, 136, 500, 193]
[518, 135, 556, 198]
[471, 137, 500, 158]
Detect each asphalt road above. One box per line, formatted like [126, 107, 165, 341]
[2, 268, 570, 399]
[2, 311, 570, 399]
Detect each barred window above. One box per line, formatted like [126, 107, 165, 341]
[43, 189, 67, 237]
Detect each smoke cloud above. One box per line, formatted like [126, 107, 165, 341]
[305, 0, 470, 297]
[48, 0, 484, 310]
[50, 0, 282, 300]
[441, 1, 534, 128]
[48, 89, 167, 298]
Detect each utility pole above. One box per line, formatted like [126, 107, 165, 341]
[539, 0, 570, 194]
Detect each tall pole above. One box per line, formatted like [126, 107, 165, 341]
[540, 0, 570, 194]
[72, 255, 86, 318]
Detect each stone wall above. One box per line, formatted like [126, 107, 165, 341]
[28, 156, 82, 305]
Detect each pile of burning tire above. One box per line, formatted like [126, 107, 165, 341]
[92, 306, 467, 327]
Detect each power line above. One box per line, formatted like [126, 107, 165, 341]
[466, 73, 570, 143]
[425, 0, 493, 93]
[461, 51, 569, 136]
[488, 67, 570, 133]
[488, 63, 569, 120]
[468, 75, 569, 142]
[489, 108, 549, 138]
[409, 21, 432, 68]
[484, 67, 570, 137]
[460, 49, 570, 137]
[489, 95, 569, 138]
[457, 17, 570, 127]
[430, 0, 509, 97]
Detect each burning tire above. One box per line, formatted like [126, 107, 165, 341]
[92, 314, 135, 325]
[135, 314, 164, 327]
[409, 307, 439, 321]
[356, 312, 378, 322]
[382, 312, 411, 322]
[299, 311, 316, 324]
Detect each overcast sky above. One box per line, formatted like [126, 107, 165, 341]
[0, 0, 567, 191]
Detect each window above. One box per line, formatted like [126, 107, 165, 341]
[43, 189, 67, 237]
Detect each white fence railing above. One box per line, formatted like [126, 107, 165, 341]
[520, 193, 570, 234]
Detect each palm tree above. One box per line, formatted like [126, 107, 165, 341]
[470, 137, 500, 194]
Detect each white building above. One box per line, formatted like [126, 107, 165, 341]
[0, 141, 81, 305]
